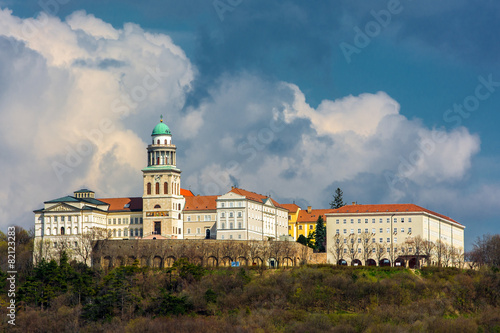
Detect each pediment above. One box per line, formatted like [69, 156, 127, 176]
[45, 203, 80, 212]
[218, 192, 245, 200]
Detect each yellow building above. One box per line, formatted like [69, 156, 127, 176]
[281, 203, 301, 239]
[295, 207, 336, 241]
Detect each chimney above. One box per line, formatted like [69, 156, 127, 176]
[307, 206, 312, 213]
[231, 186, 235, 189]
[352, 202, 356, 205]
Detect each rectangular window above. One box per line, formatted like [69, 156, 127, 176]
[118, 218, 121, 224]
[387, 228, 390, 233]
[197, 215, 201, 221]
[61, 216, 65, 222]
[113, 218, 116, 224]
[238, 222, 242, 229]
[401, 218, 404, 223]
[343, 239, 347, 244]
[379, 218, 382, 223]
[343, 219, 346, 224]
[238, 234, 241, 239]
[372, 238, 375, 243]
[394, 237, 397, 243]
[343, 229, 347, 234]
[358, 248, 362, 253]
[350, 229, 354, 234]
[358, 238, 361, 243]
[394, 218, 397, 223]
[187, 216, 191, 222]
[387, 248, 391, 253]
[350, 219, 354, 224]
[197, 228, 201, 234]
[409, 218, 412, 223]
[379, 238, 383, 243]
[372, 218, 375, 223]
[108, 219, 111, 224]
[229, 235, 233, 239]
[298, 225, 302, 230]
[372, 248, 376, 253]
[394, 228, 397, 233]
[401, 228, 405, 233]
[365, 219, 368, 223]
[387, 218, 390, 223]
[336, 219, 339, 224]
[409, 227, 412, 233]
[135, 218, 138, 224]
[372, 228, 376, 233]
[205, 215, 211, 221]
[309, 225, 313, 229]
[358, 228, 361, 234]
[343, 248, 347, 253]
[364, 228, 368, 233]
[358, 219, 361, 223]
[387, 238, 390, 243]
[221, 202, 225, 208]
[221, 235, 224, 240]
[336, 229, 339, 234]
[379, 228, 383, 233]
[68, 216, 72, 222]
[140, 218, 143, 224]
[187, 228, 191, 234]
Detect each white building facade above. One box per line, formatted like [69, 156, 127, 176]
[326, 203, 465, 267]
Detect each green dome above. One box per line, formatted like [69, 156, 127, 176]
[151, 117, 171, 136]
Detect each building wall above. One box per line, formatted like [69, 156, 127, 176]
[183, 211, 217, 239]
[326, 210, 465, 266]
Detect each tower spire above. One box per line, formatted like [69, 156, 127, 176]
[160, 114, 163, 123]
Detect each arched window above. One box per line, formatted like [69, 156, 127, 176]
[230, 222, 233, 229]
[113, 230, 117, 237]
[157, 139, 160, 144]
[46, 228, 50, 235]
[60, 227, 65, 235]
[155, 182, 160, 195]
[118, 229, 122, 237]
[154, 204, 161, 209]
[164, 182, 168, 194]
[135, 228, 139, 236]
[172, 183, 175, 194]
[147, 182, 152, 195]
[165, 139, 168, 144]
[178, 213, 181, 219]
[178, 203, 181, 210]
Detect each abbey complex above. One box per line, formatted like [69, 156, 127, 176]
[33, 117, 465, 268]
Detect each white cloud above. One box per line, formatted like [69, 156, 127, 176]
[0, 9, 194, 228]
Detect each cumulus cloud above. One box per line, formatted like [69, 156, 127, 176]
[0, 8, 194, 227]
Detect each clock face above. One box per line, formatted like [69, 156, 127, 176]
[154, 175, 161, 182]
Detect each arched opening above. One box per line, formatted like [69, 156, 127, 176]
[157, 139, 160, 144]
[366, 259, 377, 266]
[155, 182, 160, 195]
[269, 258, 278, 269]
[165, 256, 176, 267]
[379, 258, 391, 267]
[206, 256, 218, 267]
[337, 259, 348, 266]
[221, 257, 232, 267]
[252, 257, 263, 267]
[395, 258, 405, 267]
[351, 259, 362, 266]
[164, 182, 168, 194]
[60, 227, 65, 235]
[147, 182, 151, 195]
[409, 258, 417, 269]
[282, 257, 294, 267]
[154, 204, 161, 209]
[205, 229, 211, 239]
[153, 256, 162, 268]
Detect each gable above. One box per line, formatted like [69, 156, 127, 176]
[44, 202, 80, 212]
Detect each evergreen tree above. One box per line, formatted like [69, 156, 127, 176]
[330, 188, 345, 209]
[297, 234, 308, 247]
[314, 215, 326, 253]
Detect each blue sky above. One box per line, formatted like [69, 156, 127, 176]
[0, 0, 499, 250]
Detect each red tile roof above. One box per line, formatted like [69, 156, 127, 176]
[184, 195, 218, 211]
[281, 203, 301, 213]
[181, 188, 195, 197]
[229, 187, 283, 208]
[329, 204, 460, 225]
[98, 197, 143, 212]
[297, 209, 337, 223]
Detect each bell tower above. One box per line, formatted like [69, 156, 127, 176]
[142, 115, 183, 239]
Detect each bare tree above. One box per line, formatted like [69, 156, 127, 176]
[435, 240, 446, 267]
[374, 241, 387, 265]
[329, 233, 345, 265]
[75, 227, 111, 266]
[360, 232, 374, 265]
[469, 234, 500, 268]
[421, 239, 435, 267]
[346, 233, 359, 265]
[33, 238, 53, 264]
